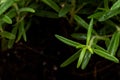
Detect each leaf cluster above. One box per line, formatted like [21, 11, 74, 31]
[0, 0, 36, 50]
[1, 0, 120, 70]
[41, 0, 120, 69]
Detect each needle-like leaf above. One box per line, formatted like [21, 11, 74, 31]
[74, 15, 97, 34]
[60, 49, 81, 67]
[19, 7, 35, 13]
[81, 51, 91, 70]
[3, 15, 12, 24]
[88, 12, 104, 19]
[55, 34, 84, 48]
[86, 18, 93, 45]
[94, 49, 119, 63]
[0, 0, 15, 15]
[99, 8, 120, 21]
[107, 31, 120, 56]
[41, 0, 60, 12]
[111, 0, 120, 10]
[77, 47, 86, 68]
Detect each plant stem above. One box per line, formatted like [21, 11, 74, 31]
[104, 0, 109, 10]
[69, 0, 76, 25]
[75, 3, 86, 13]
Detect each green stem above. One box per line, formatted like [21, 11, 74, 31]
[89, 35, 112, 47]
[75, 3, 86, 13]
[69, 0, 76, 25]
[104, 0, 109, 10]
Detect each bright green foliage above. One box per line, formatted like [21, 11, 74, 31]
[19, 7, 35, 13]
[55, 34, 84, 48]
[55, 12, 120, 69]
[77, 47, 86, 68]
[99, 0, 120, 21]
[81, 51, 91, 69]
[3, 15, 12, 24]
[86, 18, 93, 45]
[74, 15, 89, 30]
[0, 0, 15, 15]
[110, 0, 120, 10]
[94, 49, 119, 63]
[60, 49, 81, 67]
[107, 31, 120, 56]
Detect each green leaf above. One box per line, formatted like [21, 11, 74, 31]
[16, 20, 26, 42]
[55, 34, 84, 48]
[87, 46, 93, 54]
[77, 47, 86, 68]
[88, 12, 104, 19]
[60, 49, 81, 67]
[81, 51, 91, 70]
[3, 15, 12, 24]
[99, 8, 120, 21]
[0, 31, 15, 39]
[58, 4, 71, 17]
[74, 15, 89, 30]
[41, 0, 60, 12]
[8, 26, 18, 48]
[111, 0, 120, 10]
[86, 18, 93, 45]
[94, 49, 119, 63]
[6, 8, 16, 18]
[74, 15, 97, 34]
[93, 44, 107, 52]
[19, 7, 35, 13]
[107, 31, 120, 56]
[0, 0, 15, 15]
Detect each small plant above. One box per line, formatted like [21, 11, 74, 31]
[55, 19, 120, 69]
[41, 0, 120, 69]
[0, 0, 36, 51]
[1, 0, 120, 70]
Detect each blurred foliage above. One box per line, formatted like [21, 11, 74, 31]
[0, 0, 36, 50]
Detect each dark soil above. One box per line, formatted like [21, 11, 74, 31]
[0, 17, 120, 80]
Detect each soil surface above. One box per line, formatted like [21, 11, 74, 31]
[0, 17, 120, 80]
